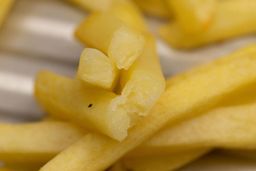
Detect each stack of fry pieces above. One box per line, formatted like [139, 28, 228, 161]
[1, 0, 256, 171]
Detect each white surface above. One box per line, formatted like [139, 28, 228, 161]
[0, 0, 256, 170]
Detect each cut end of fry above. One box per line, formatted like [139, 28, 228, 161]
[35, 71, 130, 141]
[77, 48, 118, 90]
[109, 26, 145, 70]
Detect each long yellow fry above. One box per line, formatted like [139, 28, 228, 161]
[40, 45, 256, 171]
[134, 103, 256, 156]
[160, 0, 256, 49]
[0, 121, 84, 163]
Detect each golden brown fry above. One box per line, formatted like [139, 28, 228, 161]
[0, 0, 14, 27]
[40, 45, 256, 171]
[0, 121, 84, 163]
[75, 13, 145, 70]
[77, 48, 118, 90]
[167, 0, 216, 34]
[35, 71, 130, 141]
[122, 149, 209, 171]
[160, 0, 256, 49]
[133, 0, 170, 18]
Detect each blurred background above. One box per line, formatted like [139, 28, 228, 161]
[0, 0, 256, 170]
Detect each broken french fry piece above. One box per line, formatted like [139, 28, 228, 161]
[167, 0, 216, 34]
[0, 121, 84, 163]
[140, 103, 256, 153]
[35, 71, 130, 141]
[133, 0, 170, 18]
[77, 48, 118, 90]
[75, 13, 145, 70]
[40, 45, 256, 171]
[111, 39, 165, 122]
[160, 0, 256, 49]
[122, 149, 209, 171]
[0, 0, 14, 27]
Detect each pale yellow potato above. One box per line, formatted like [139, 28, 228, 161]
[160, 0, 256, 49]
[40, 45, 256, 171]
[111, 38, 165, 122]
[167, 0, 216, 34]
[0, 0, 14, 28]
[77, 48, 118, 90]
[0, 121, 84, 163]
[109, 0, 148, 32]
[75, 13, 145, 70]
[122, 149, 209, 171]
[66, 0, 113, 12]
[133, 0, 170, 18]
[134, 103, 256, 156]
[35, 71, 130, 141]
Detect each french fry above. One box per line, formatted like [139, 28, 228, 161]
[0, 0, 14, 27]
[122, 149, 209, 171]
[77, 48, 118, 90]
[111, 39, 165, 121]
[133, 0, 170, 18]
[35, 71, 130, 141]
[40, 45, 256, 171]
[75, 13, 145, 70]
[160, 0, 256, 49]
[167, 0, 216, 34]
[133, 103, 256, 156]
[0, 121, 84, 163]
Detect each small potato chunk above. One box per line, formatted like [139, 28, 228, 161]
[77, 48, 118, 90]
[75, 13, 145, 70]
